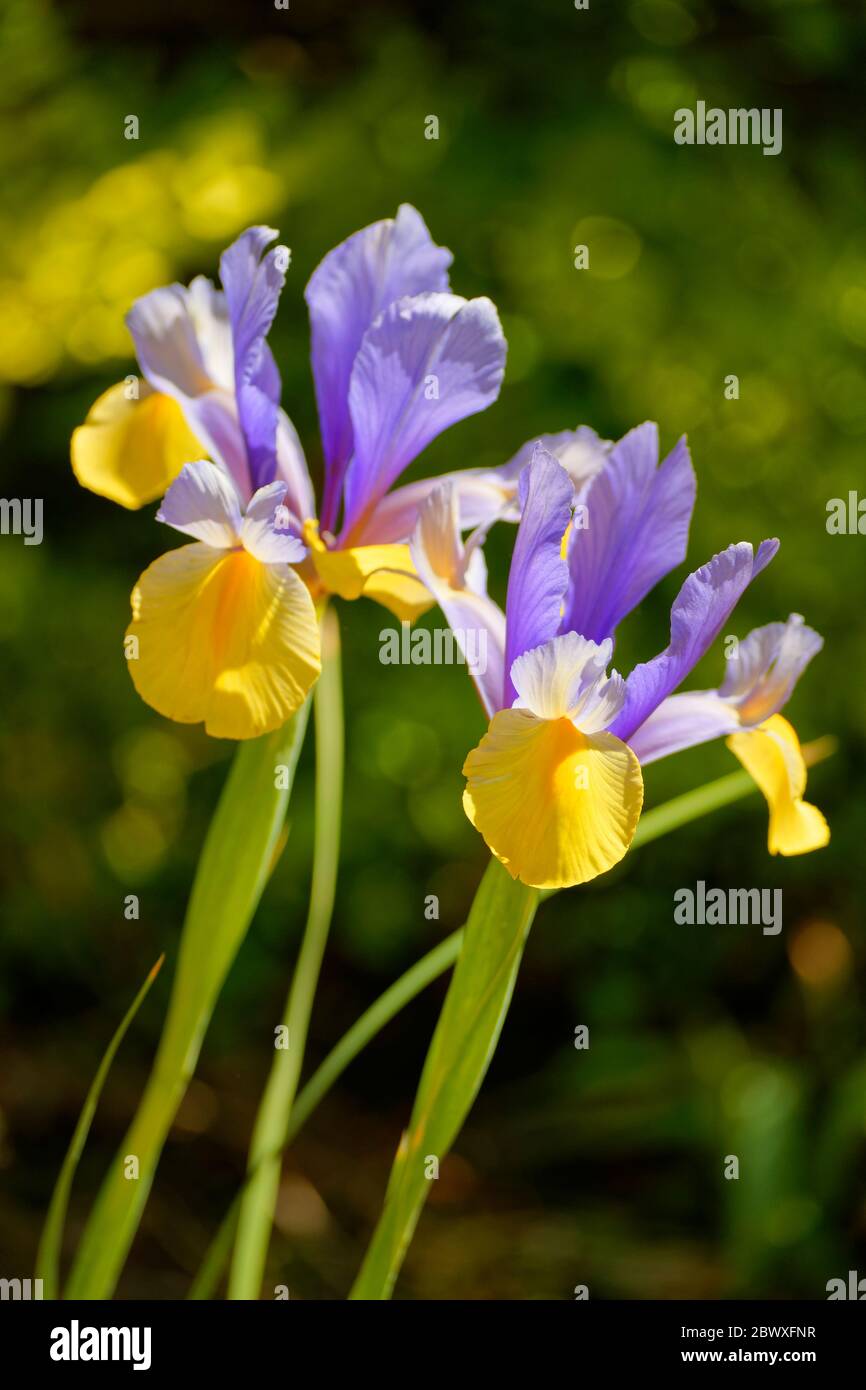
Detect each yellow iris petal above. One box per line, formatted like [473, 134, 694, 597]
[71, 382, 203, 510]
[306, 526, 433, 622]
[462, 710, 644, 890]
[726, 714, 829, 856]
[126, 544, 321, 740]
[355, 559, 435, 621]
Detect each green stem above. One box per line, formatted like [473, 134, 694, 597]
[288, 930, 463, 1144]
[228, 608, 343, 1299]
[188, 930, 464, 1299]
[65, 705, 311, 1299]
[350, 859, 538, 1299]
[631, 767, 759, 846]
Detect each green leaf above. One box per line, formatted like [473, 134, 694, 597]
[188, 928, 465, 1299]
[35, 955, 164, 1300]
[350, 858, 538, 1300]
[65, 703, 311, 1299]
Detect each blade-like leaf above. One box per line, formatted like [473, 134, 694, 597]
[188, 929, 465, 1299]
[35, 955, 164, 1299]
[65, 702, 311, 1299]
[350, 858, 538, 1299]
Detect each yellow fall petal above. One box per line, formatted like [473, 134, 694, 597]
[126, 543, 321, 740]
[71, 382, 203, 509]
[357, 562, 435, 621]
[462, 709, 644, 890]
[726, 714, 829, 856]
[306, 525, 433, 621]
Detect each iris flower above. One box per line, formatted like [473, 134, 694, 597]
[71, 206, 508, 738]
[412, 424, 829, 889]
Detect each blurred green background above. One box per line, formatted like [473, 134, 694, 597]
[1, 0, 864, 1299]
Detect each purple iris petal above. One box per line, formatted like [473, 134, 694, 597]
[626, 613, 822, 764]
[561, 423, 695, 644]
[157, 459, 243, 548]
[240, 482, 307, 565]
[626, 692, 740, 765]
[219, 226, 289, 496]
[355, 469, 513, 545]
[610, 538, 779, 744]
[305, 204, 452, 532]
[276, 411, 316, 526]
[719, 613, 823, 720]
[356, 426, 610, 546]
[500, 426, 612, 495]
[502, 447, 575, 708]
[127, 285, 215, 399]
[341, 291, 506, 541]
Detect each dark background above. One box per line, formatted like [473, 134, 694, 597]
[0, 0, 863, 1298]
